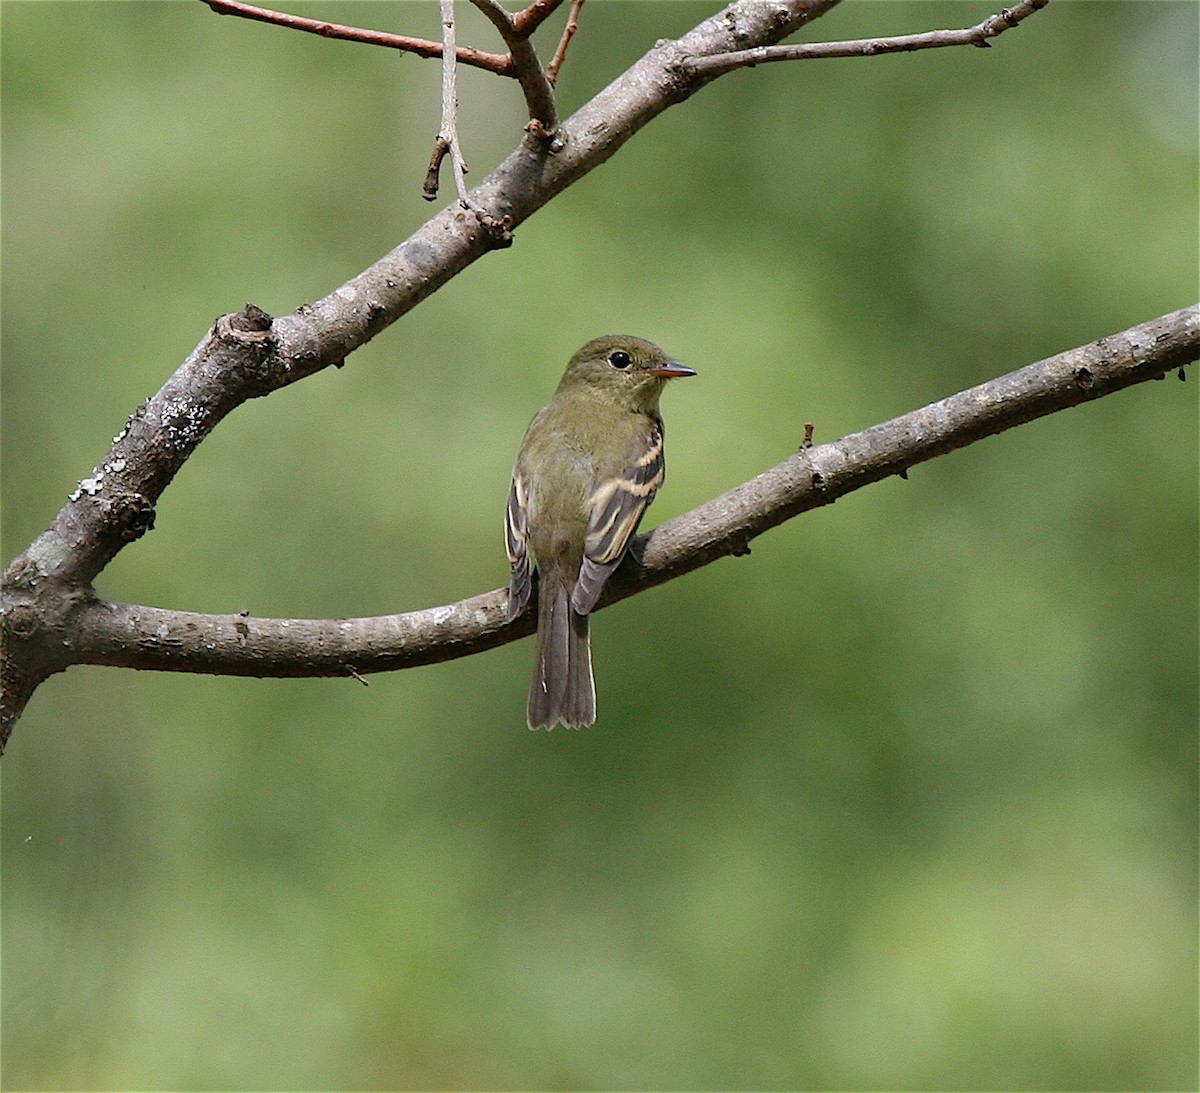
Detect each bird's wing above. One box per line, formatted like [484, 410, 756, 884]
[573, 417, 665, 614]
[505, 471, 532, 621]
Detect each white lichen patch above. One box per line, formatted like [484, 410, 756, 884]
[70, 475, 105, 501]
[159, 397, 208, 448]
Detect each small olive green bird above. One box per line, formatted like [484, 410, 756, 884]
[506, 335, 696, 729]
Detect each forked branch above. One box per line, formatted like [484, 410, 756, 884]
[203, 0, 565, 130]
[468, 0, 560, 130]
[425, 1, 472, 204]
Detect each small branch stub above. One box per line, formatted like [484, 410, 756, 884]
[423, 137, 452, 201]
[475, 209, 515, 248]
[229, 301, 273, 332]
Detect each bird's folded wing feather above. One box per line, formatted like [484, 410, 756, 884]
[505, 472, 531, 620]
[572, 418, 665, 614]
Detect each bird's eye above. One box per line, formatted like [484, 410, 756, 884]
[608, 350, 631, 369]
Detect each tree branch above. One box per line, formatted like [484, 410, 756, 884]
[34, 308, 1200, 690]
[200, 0, 583, 126]
[201, 0, 512, 74]
[469, 0, 560, 131]
[685, 0, 1049, 77]
[511, 0, 569, 38]
[427, 0, 472, 205]
[545, 0, 585, 88]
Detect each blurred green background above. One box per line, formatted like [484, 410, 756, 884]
[3, 2, 1196, 1089]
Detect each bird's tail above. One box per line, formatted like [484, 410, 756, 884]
[528, 579, 595, 729]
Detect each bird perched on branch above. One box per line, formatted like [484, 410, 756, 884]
[506, 335, 696, 729]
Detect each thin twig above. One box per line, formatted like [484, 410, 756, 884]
[201, 0, 511, 75]
[685, 0, 1049, 77]
[204, 0, 565, 138]
[470, 0, 560, 131]
[546, 0, 585, 87]
[435, 0, 471, 206]
[512, 0, 568, 37]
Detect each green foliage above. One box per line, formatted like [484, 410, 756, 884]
[3, 2, 1196, 1089]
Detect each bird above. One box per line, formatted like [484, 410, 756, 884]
[505, 334, 696, 729]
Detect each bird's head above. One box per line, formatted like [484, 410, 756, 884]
[559, 334, 696, 412]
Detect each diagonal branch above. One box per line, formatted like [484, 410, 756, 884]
[511, 0, 569, 38]
[685, 0, 1049, 77]
[469, 0, 560, 131]
[45, 307, 1200, 685]
[545, 0, 585, 87]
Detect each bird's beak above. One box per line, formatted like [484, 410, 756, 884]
[648, 360, 697, 379]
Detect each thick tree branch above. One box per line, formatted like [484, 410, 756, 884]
[11, 1, 841, 583]
[38, 307, 1199, 688]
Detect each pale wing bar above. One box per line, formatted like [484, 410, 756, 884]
[505, 473, 531, 621]
[572, 418, 665, 614]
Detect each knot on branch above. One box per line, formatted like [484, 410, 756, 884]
[524, 118, 567, 153]
[68, 465, 156, 543]
[229, 302, 273, 333]
[423, 136, 453, 201]
[475, 209, 515, 249]
[665, 56, 706, 98]
[215, 303, 286, 394]
[100, 491, 157, 543]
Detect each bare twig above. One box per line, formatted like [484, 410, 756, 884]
[470, 0, 560, 131]
[546, 0, 585, 87]
[432, 0, 471, 205]
[202, 0, 512, 74]
[685, 0, 1050, 77]
[203, 0, 567, 130]
[512, 0, 568, 37]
